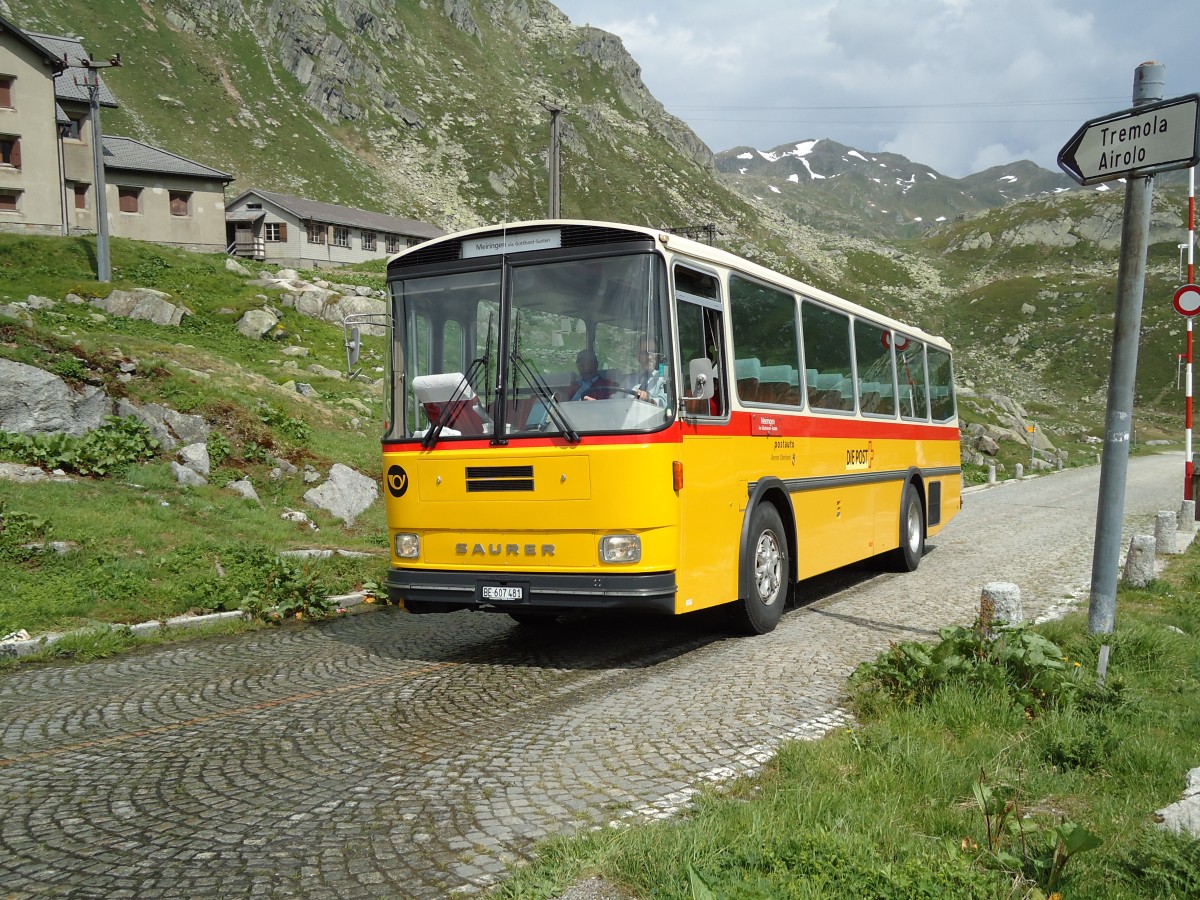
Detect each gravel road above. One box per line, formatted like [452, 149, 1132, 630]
[0, 453, 1188, 899]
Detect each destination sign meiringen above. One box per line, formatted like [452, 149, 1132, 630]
[1058, 93, 1200, 186]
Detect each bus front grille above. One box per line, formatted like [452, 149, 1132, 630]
[466, 465, 534, 493]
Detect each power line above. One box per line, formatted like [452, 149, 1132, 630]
[667, 97, 1129, 112]
[676, 117, 1096, 126]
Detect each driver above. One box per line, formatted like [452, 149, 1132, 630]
[622, 337, 669, 407]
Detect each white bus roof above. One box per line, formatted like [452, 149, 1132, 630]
[391, 218, 951, 352]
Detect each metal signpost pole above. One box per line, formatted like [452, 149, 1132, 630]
[1086, 63, 1164, 636]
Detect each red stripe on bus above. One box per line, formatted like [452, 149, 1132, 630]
[694, 412, 960, 441]
[382, 412, 957, 452]
[382, 428, 682, 453]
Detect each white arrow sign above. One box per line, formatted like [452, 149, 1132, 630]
[1058, 94, 1200, 186]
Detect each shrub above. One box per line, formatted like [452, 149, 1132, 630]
[0, 416, 160, 477]
[850, 622, 1109, 715]
[0, 499, 51, 561]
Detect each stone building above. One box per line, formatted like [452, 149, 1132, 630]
[225, 188, 444, 268]
[0, 13, 232, 251]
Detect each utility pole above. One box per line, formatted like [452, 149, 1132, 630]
[65, 53, 121, 282]
[541, 98, 561, 218]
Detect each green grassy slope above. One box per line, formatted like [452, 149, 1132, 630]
[0, 233, 390, 640]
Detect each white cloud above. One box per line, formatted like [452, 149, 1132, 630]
[553, 0, 1200, 177]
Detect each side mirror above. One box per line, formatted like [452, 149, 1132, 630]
[686, 357, 714, 400]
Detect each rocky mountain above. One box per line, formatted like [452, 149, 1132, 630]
[715, 139, 1084, 240]
[2, 0, 1195, 450]
[3, 0, 732, 233]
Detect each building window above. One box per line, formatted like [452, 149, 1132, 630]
[362, 231, 376, 252]
[73, 183, 88, 210]
[62, 115, 84, 140]
[118, 186, 141, 214]
[332, 226, 350, 248]
[0, 77, 13, 109]
[265, 222, 287, 242]
[385, 235, 401, 254]
[407, 237, 421, 249]
[0, 135, 20, 168]
[0, 190, 19, 212]
[169, 190, 192, 217]
[306, 222, 326, 244]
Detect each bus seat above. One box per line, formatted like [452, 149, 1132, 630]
[859, 382, 881, 413]
[735, 357, 761, 401]
[413, 372, 491, 434]
[756, 364, 793, 403]
[543, 370, 574, 392]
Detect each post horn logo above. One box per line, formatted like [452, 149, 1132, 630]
[386, 465, 409, 497]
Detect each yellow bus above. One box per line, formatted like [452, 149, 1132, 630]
[371, 219, 960, 634]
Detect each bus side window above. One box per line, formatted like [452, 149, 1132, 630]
[927, 346, 955, 421]
[897, 341, 929, 421]
[730, 274, 801, 407]
[674, 266, 725, 417]
[801, 301, 854, 412]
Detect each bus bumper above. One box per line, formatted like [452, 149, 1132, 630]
[386, 568, 677, 615]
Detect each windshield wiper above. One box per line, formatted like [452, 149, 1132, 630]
[511, 317, 579, 443]
[422, 316, 494, 449]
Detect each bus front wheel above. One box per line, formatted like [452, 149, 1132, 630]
[890, 482, 925, 572]
[731, 503, 788, 635]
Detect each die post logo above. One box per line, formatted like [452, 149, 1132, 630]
[386, 465, 408, 497]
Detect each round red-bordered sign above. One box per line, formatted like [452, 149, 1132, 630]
[1174, 284, 1200, 317]
[881, 332, 910, 351]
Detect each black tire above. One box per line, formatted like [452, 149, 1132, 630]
[730, 503, 789, 635]
[890, 481, 925, 572]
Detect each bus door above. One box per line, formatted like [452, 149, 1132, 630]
[673, 266, 739, 613]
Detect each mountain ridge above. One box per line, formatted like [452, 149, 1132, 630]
[0, 0, 1193, 441]
[715, 138, 1085, 240]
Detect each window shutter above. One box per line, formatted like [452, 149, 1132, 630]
[0, 80, 11, 109]
[9, 139, 19, 169]
[278, 223, 287, 241]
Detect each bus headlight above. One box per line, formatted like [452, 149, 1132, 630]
[600, 535, 641, 563]
[394, 533, 420, 559]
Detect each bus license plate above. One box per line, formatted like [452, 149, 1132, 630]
[481, 585, 524, 601]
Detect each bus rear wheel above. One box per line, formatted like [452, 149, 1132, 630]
[730, 503, 788, 635]
[890, 482, 925, 572]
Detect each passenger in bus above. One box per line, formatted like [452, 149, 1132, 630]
[567, 349, 616, 401]
[527, 348, 616, 427]
[623, 337, 669, 407]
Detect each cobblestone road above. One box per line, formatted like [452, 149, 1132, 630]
[0, 454, 1186, 898]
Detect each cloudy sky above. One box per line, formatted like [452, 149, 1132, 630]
[552, 0, 1200, 178]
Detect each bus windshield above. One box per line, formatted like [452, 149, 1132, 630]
[391, 250, 673, 441]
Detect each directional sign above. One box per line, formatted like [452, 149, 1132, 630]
[1174, 284, 1200, 318]
[1058, 93, 1200, 185]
